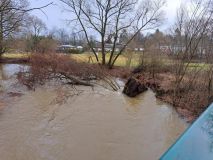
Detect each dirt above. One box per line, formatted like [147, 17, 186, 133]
[123, 72, 207, 123]
[102, 66, 132, 79]
[0, 57, 30, 64]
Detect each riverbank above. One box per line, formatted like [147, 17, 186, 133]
[0, 53, 207, 123]
[123, 71, 210, 123]
[0, 57, 30, 64]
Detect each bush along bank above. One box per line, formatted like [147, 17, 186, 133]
[123, 68, 213, 123]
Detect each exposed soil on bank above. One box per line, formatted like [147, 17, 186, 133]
[123, 72, 209, 123]
[102, 66, 131, 79]
[79, 64, 199, 123]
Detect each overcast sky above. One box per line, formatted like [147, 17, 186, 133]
[29, 0, 184, 33]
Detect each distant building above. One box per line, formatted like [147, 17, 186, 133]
[134, 47, 144, 52]
[76, 46, 83, 51]
[159, 44, 206, 56]
[56, 45, 83, 53]
[93, 42, 123, 52]
[93, 42, 144, 52]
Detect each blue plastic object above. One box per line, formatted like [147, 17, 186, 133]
[160, 103, 213, 160]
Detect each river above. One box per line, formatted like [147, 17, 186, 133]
[0, 64, 187, 160]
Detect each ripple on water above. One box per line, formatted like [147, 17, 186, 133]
[0, 64, 188, 160]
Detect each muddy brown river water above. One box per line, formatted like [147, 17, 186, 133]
[0, 64, 187, 160]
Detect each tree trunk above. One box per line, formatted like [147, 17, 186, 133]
[0, 39, 5, 58]
[101, 37, 105, 65]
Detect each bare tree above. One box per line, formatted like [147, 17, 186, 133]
[60, 0, 165, 68]
[171, 0, 213, 102]
[28, 16, 46, 37]
[0, 0, 52, 56]
[55, 28, 70, 45]
[25, 16, 47, 52]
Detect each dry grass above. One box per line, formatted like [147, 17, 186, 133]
[70, 52, 142, 67]
[2, 53, 30, 59]
[134, 67, 213, 122]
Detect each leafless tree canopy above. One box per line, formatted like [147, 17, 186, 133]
[0, 0, 52, 55]
[28, 16, 47, 37]
[0, 0, 28, 54]
[60, 0, 165, 68]
[170, 0, 213, 103]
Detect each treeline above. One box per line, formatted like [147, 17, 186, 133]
[2, 0, 213, 67]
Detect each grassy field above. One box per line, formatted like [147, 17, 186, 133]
[2, 53, 30, 59]
[187, 62, 210, 69]
[2, 52, 141, 67]
[70, 52, 141, 67]
[2, 52, 211, 69]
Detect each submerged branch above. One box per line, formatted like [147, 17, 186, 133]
[18, 53, 119, 91]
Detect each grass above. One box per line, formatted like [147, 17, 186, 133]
[2, 52, 30, 59]
[187, 62, 210, 69]
[2, 52, 140, 67]
[2, 52, 211, 69]
[70, 52, 141, 67]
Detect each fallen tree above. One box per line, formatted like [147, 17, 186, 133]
[18, 53, 120, 91]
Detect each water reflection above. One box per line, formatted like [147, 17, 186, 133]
[160, 104, 213, 160]
[123, 92, 145, 106]
[0, 64, 29, 92]
[0, 64, 28, 80]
